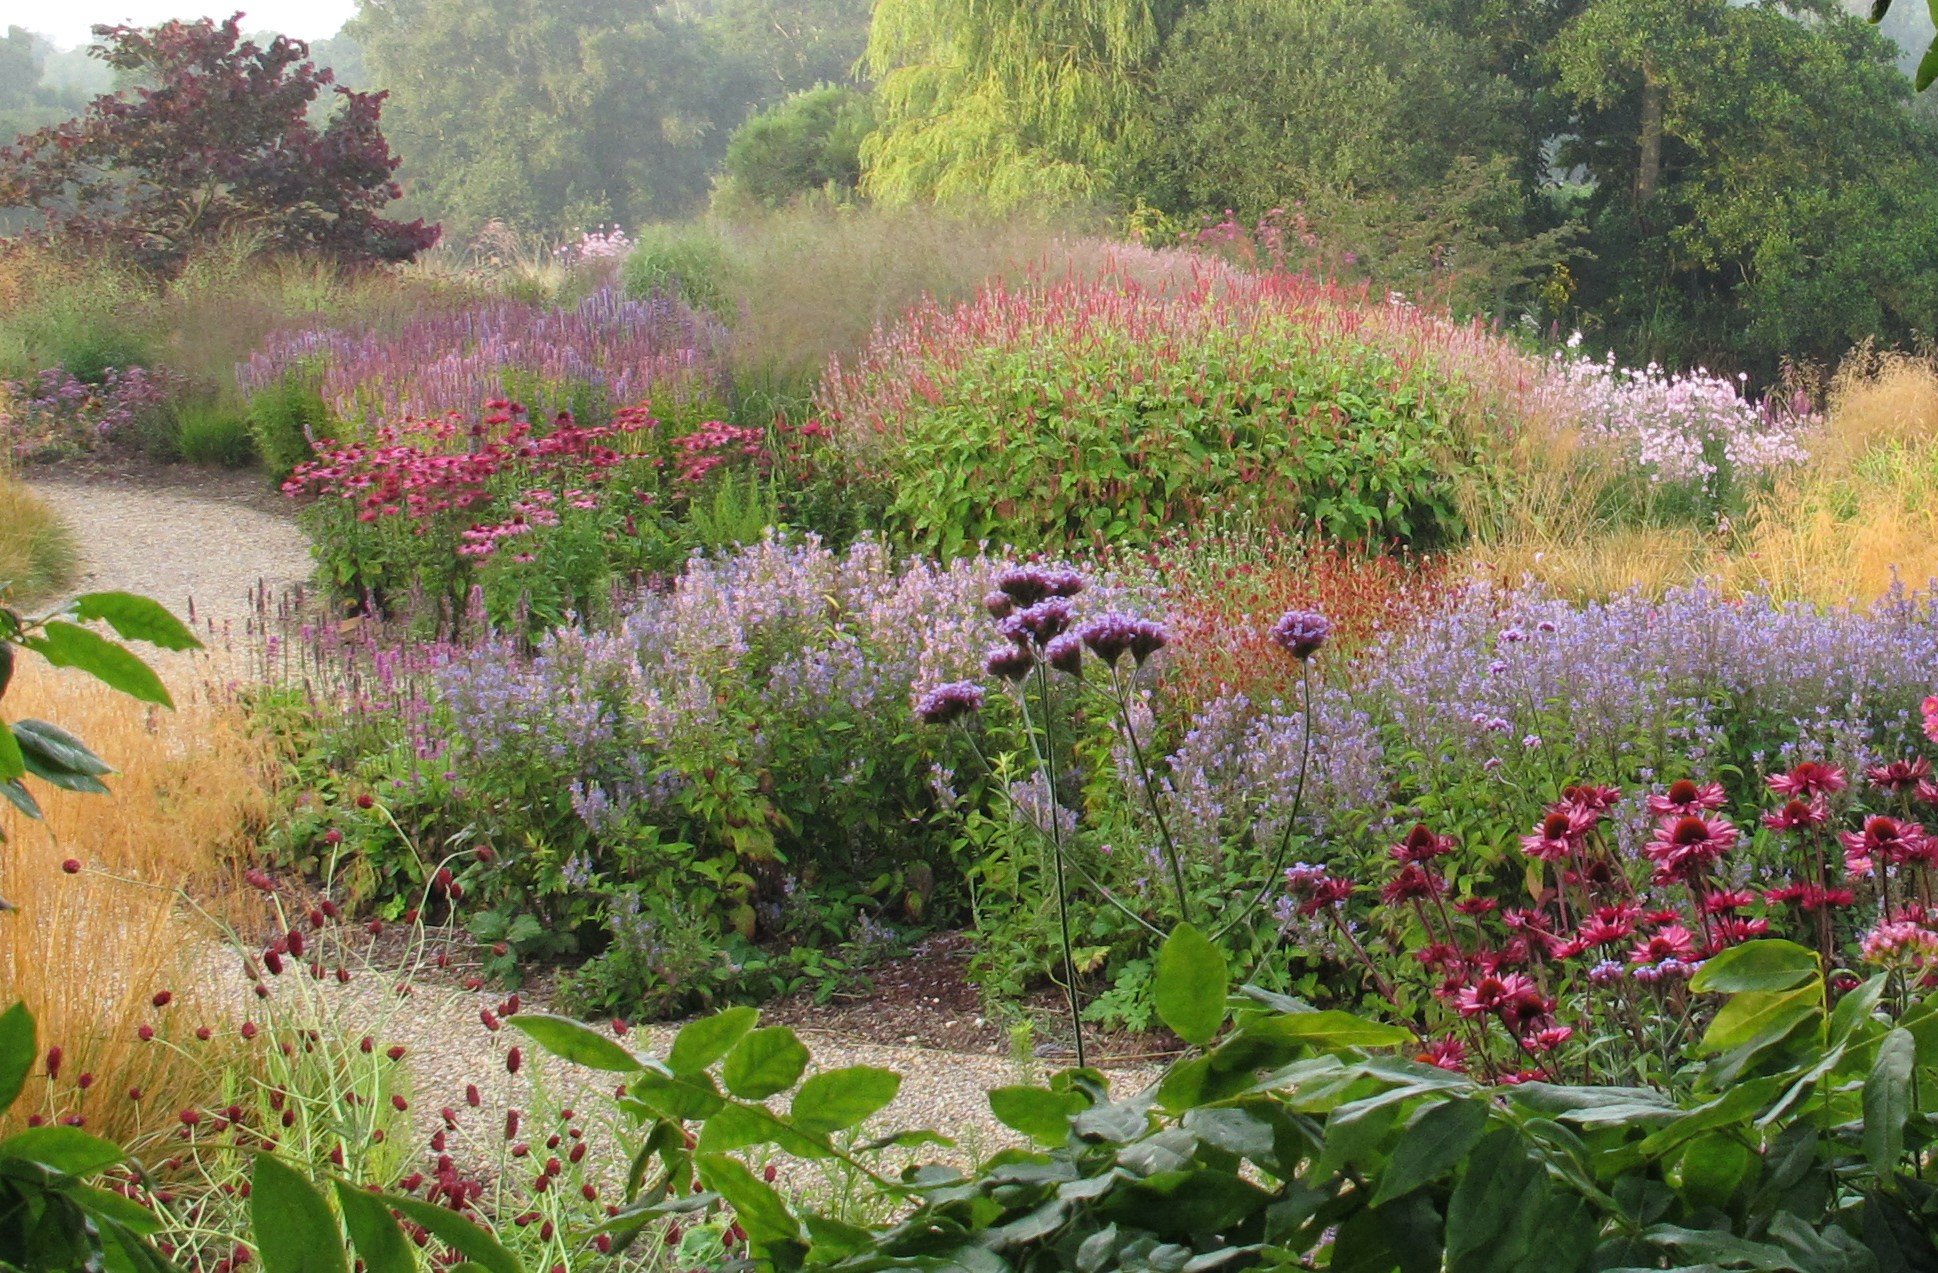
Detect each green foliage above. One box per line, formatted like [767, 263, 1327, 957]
[621, 223, 737, 315]
[514, 943, 1938, 1271]
[351, 0, 758, 236]
[834, 273, 1480, 555]
[862, 0, 1176, 208]
[169, 396, 257, 467]
[245, 370, 332, 482]
[717, 85, 875, 211]
[1551, 0, 1938, 375]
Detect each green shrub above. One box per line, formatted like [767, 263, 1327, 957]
[171, 396, 258, 467]
[716, 84, 874, 211]
[819, 265, 1503, 555]
[621, 223, 736, 316]
[246, 370, 333, 481]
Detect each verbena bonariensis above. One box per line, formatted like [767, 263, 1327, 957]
[238, 286, 728, 431]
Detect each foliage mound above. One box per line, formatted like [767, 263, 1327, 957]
[817, 263, 1532, 555]
[0, 474, 78, 604]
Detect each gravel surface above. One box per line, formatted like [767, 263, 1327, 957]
[26, 476, 312, 634]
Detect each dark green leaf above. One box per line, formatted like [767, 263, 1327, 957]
[507, 1014, 641, 1072]
[1919, 41, 1938, 92]
[250, 1156, 347, 1273]
[0, 1126, 126, 1177]
[665, 1006, 758, 1076]
[1445, 1129, 1540, 1261]
[1689, 940, 1819, 994]
[988, 1086, 1086, 1147]
[0, 716, 22, 782]
[64, 1181, 164, 1234]
[1504, 1084, 1680, 1127]
[1371, 1097, 1489, 1207]
[387, 1194, 523, 1273]
[627, 1070, 726, 1121]
[791, 1065, 900, 1136]
[0, 776, 41, 821]
[1154, 922, 1227, 1047]
[721, 1026, 810, 1100]
[334, 1182, 413, 1273]
[1699, 986, 1820, 1055]
[0, 1001, 34, 1112]
[26, 622, 173, 708]
[1864, 1028, 1915, 1174]
[16, 723, 110, 794]
[70, 593, 200, 652]
[1641, 1223, 1803, 1271]
[1674, 1135, 1757, 1212]
[1246, 1010, 1413, 1051]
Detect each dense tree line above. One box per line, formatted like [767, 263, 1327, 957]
[5, 0, 1937, 374]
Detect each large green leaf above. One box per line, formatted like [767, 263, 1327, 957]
[1503, 1084, 1680, 1128]
[721, 1026, 810, 1100]
[989, 1085, 1087, 1147]
[0, 1001, 34, 1112]
[1245, 1011, 1412, 1051]
[628, 1069, 727, 1121]
[665, 1006, 758, 1076]
[70, 594, 200, 652]
[0, 1125, 126, 1178]
[1155, 922, 1227, 1047]
[507, 1014, 641, 1072]
[1689, 940, 1819, 994]
[0, 715, 22, 782]
[12, 721, 112, 777]
[334, 1182, 413, 1273]
[15, 723, 110, 795]
[1864, 1028, 1915, 1175]
[26, 622, 173, 708]
[695, 1153, 803, 1250]
[791, 1065, 901, 1136]
[1699, 985, 1821, 1055]
[1370, 1097, 1489, 1207]
[1444, 1129, 1542, 1262]
[250, 1156, 347, 1273]
[386, 1194, 523, 1273]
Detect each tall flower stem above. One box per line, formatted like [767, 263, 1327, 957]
[1215, 661, 1314, 945]
[1019, 665, 1086, 1069]
[1105, 664, 1191, 927]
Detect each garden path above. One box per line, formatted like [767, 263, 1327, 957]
[26, 474, 312, 637]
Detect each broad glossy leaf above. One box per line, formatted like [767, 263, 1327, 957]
[1640, 1222, 1802, 1270]
[665, 1006, 758, 1076]
[1154, 922, 1227, 1047]
[1689, 940, 1819, 994]
[1674, 1134, 1757, 1211]
[1245, 1010, 1412, 1051]
[0, 1001, 34, 1112]
[26, 622, 172, 708]
[250, 1156, 346, 1273]
[70, 593, 200, 652]
[507, 1014, 641, 1072]
[721, 1026, 809, 1100]
[334, 1181, 413, 1273]
[1698, 985, 1820, 1055]
[12, 722, 110, 778]
[387, 1194, 523, 1273]
[0, 717, 21, 782]
[628, 1069, 726, 1120]
[1864, 1028, 1915, 1174]
[1503, 1084, 1680, 1128]
[1370, 1097, 1488, 1207]
[791, 1065, 900, 1136]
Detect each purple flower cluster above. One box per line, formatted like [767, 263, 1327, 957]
[238, 286, 728, 431]
[2, 365, 176, 459]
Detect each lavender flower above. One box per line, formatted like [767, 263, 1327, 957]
[1044, 633, 1085, 675]
[986, 644, 1036, 682]
[993, 566, 1087, 607]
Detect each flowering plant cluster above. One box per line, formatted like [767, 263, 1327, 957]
[558, 224, 636, 263]
[0, 364, 178, 461]
[1543, 347, 1817, 506]
[282, 399, 773, 632]
[814, 259, 1537, 554]
[238, 285, 728, 434]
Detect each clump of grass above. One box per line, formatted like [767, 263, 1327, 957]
[170, 396, 258, 468]
[0, 469, 80, 604]
[0, 658, 273, 1146]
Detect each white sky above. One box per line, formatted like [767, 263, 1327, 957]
[1, 1, 357, 49]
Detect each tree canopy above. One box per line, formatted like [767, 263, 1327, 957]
[0, 14, 436, 270]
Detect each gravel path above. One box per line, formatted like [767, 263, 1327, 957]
[27, 477, 312, 634]
[34, 473, 1148, 1175]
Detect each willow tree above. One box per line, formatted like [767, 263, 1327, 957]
[861, 0, 1186, 208]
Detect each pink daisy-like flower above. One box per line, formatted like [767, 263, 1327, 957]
[1644, 814, 1738, 884]
[1646, 779, 1729, 817]
[1629, 924, 1697, 965]
[1767, 762, 1846, 799]
[1839, 815, 1927, 871]
[1866, 757, 1933, 795]
[1519, 805, 1596, 863]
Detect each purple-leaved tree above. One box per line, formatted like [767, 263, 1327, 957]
[0, 13, 438, 270]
